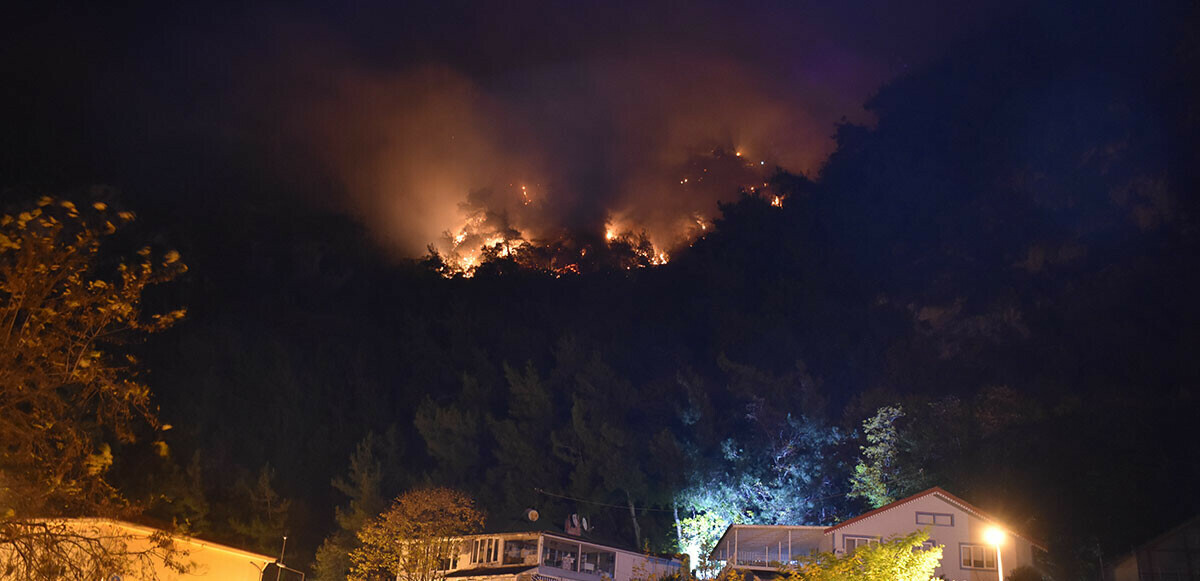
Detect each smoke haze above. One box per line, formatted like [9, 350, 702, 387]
[272, 54, 825, 257]
[1, 1, 1016, 259]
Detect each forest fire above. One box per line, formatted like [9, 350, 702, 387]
[427, 149, 780, 277]
[433, 215, 674, 278]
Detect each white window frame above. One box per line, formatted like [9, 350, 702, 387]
[959, 544, 997, 570]
[472, 538, 500, 564]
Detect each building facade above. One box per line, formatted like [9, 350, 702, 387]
[440, 531, 683, 581]
[710, 487, 1046, 581]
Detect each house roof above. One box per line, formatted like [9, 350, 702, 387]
[824, 487, 1048, 551]
[69, 518, 276, 563]
[445, 565, 537, 578]
[455, 529, 682, 563]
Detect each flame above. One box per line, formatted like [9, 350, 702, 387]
[429, 149, 776, 277]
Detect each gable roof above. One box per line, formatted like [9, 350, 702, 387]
[824, 487, 1048, 551]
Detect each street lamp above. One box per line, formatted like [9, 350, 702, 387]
[984, 527, 1005, 581]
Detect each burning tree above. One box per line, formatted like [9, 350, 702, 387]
[0, 196, 187, 580]
[425, 149, 781, 278]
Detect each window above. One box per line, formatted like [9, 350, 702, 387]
[916, 512, 955, 526]
[503, 538, 539, 565]
[960, 544, 996, 570]
[844, 536, 878, 553]
[472, 538, 499, 564]
[579, 548, 616, 576]
[543, 539, 581, 571]
[437, 541, 465, 570]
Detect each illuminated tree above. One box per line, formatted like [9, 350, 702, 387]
[677, 359, 844, 573]
[780, 529, 942, 581]
[847, 405, 903, 508]
[0, 196, 187, 579]
[349, 486, 485, 581]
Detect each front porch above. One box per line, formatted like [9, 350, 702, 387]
[710, 525, 827, 571]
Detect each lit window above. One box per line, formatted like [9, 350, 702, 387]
[916, 512, 954, 526]
[960, 544, 996, 570]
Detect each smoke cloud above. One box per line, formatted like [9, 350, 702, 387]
[229, 2, 1010, 261]
[278, 54, 827, 259]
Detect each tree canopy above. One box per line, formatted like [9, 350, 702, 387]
[0, 197, 186, 579]
[349, 487, 485, 581]
[780, 529, 942, 581]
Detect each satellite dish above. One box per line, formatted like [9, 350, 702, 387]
[524, 508, 540, 522]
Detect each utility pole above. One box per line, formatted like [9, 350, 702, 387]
[277, 535, 288, 581]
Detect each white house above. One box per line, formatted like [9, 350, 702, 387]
[710, 487, 1046, 581]
[437, 530, 683, 581]
[825, 487, 1046, 581]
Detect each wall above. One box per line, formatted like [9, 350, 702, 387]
[79, 520, 272, 581]
[447, 532, 681, 581]
[826, 494, 1036, 581]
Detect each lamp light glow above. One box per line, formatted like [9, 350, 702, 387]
[984, 527, 1005, 545]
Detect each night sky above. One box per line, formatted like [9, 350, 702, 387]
[2, 1, 1198, 579]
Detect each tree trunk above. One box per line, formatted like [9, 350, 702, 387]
[674, 504, 683, 549]
[626, 491, 642, 549]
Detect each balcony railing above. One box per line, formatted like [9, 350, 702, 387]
[728, 552, 799, 569]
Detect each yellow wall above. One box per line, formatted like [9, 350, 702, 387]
[73, 520, 274, 581]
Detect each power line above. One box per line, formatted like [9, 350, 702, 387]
[534, 487, 851, 518]
[533, 488, 676, 512]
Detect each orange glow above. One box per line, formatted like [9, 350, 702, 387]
[430, 147, 777, 277]
[984, 527, 1005, 545]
